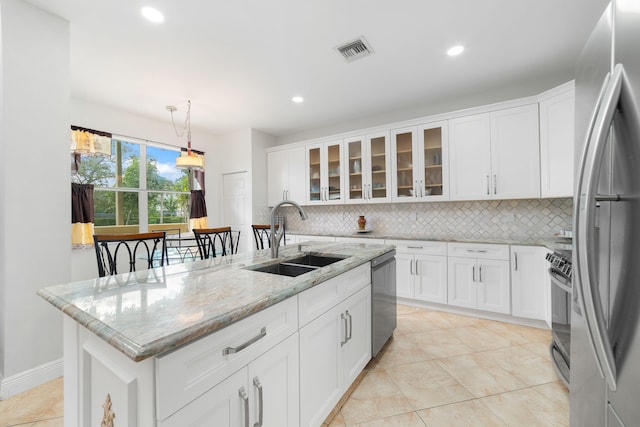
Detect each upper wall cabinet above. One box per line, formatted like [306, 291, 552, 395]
[306, 140, 344, 205]
[344, 131, 391, 204]
[449, 104, 540, 200]
[539, 86, 575, 198]
[267, 147, 306, 206]
[391, 121, 449, 202]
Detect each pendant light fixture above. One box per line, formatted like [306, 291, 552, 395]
[167, 100, 205, 170]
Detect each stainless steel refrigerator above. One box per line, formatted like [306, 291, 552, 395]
[573, 1, 640, 426]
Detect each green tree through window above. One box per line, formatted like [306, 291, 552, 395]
[73, 138, 192, 234]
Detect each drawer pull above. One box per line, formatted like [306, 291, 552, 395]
[253, 377, 263, 427]
[223, 327, 267, 355]
[346, 310, 353, 342]
[407, 246, 424, 249]
[239, 387, 249, 427]
[466, 249, 488, 254]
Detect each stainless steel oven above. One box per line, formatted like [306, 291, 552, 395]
[546, 250, 572, 386]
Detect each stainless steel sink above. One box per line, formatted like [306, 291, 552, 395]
[251, 263, 317, 277]
[248, 254, 347, 277]
[284, 254, 346, 267]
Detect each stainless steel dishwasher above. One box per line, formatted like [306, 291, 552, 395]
[371, 250, 397, 357]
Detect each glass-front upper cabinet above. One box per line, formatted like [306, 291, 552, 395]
[306, 140, 344, 205]
[390, 121, 448, 202]
[344, 131, 391, 204]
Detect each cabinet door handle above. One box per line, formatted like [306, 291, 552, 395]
[472, 265, 476, 282]
[368, 184, 373, 200]
[466, 249, 488, 254]
[410, 259, 414, 275]
[239, 387, 250, 427]
[419, 180, 424, 197]
[414, 180, 418, 198]
[283, 190, 286, 200]
[486, 175, 490, 195]
[222, 327, 267, 355]
[415, 260, 420, 276]
[253, 377, 263, 427]
[493, 175, 497, 194]
[479, 265, 483, 282]
[514, 252, 518, 271]
[341, 313, 348, 346]
[346, 310, 353, 342]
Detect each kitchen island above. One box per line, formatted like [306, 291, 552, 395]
[38, 241, 394, 427]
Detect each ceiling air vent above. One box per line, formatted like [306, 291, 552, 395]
[335, 36, 374, 63]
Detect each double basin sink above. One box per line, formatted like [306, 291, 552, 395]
[248, 254, 347, 277]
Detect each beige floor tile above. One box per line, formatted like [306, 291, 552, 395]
[417, 400, 507, 427]
[0, 377, 63, 426]
[447, 326, 513, 352]
[484, 321, 551, 345]
[384, 361, 473, 410]
[355, 411, 427, 426]
[31, 417, 65, 427]
[532, 381, 569, 410]
[396, 311, 454, 335]
[396, 304, 424, 316]
[521, 340, 552, 359]
[481, 345, 559, 386]
[375, 334, 433, 368]
[480, 388, 569, 426]
[339, 370, 414, 425]
[436, 353, 527, 397]
[327, 411, 347, 427]
[406, 329, 474, 359]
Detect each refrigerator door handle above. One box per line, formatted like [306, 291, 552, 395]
[576, 63, 624, 392]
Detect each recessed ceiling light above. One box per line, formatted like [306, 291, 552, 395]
[447, 45, 465, 56]
[141, 7, 164, 23]
[292, 96, 304, 103]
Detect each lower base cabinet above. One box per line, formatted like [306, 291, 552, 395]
[160, 333, 300, 427]
[299, 285, 371, 427]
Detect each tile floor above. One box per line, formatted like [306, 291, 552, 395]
[0, 304, 568, 427]
[322, 304, 569, 426]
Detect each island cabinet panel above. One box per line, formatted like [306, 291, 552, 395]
[299, 276, 372, 427]
[160, 333, 300, 427]
[156, 297, 299, 422]
[69, 318, 156, 427]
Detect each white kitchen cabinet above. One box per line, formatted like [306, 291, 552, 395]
[267, 147, 306, 206]
[344, 131, 392, 204]
[539, 84, 575, 198]
[449, 104, 540, 200]
[160, 333, 299, 427]
[511, 245, 550, 322]
[388, 240, 447, 303]
[306, 140, 344, 205]
[447, 243, 510, 314]
[298, 266, 371, 427]
[391, 121, 449, 202]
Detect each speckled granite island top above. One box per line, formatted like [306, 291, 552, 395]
[37, 242, 394, 362]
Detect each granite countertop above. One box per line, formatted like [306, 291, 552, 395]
[38, 242, 394, 362]
[291, 231, 573, 251]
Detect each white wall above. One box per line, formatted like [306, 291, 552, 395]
[0, 0, 69, 392]
[250, 129, 276, 217]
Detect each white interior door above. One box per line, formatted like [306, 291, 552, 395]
[223, 172, 250, 253]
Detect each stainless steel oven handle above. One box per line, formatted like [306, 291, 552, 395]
[549, 269, 572, 294]
[576, 63, 624, 392]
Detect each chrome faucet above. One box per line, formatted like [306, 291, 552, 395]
[270, 199, 308, 258]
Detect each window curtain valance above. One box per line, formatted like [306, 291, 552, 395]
[71, 183, 95, 247]
[70, 125, 112, 156]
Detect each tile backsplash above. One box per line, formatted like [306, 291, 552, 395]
[262, 198, 573, 242]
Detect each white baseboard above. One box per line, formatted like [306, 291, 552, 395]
[0, 358, 63, 400]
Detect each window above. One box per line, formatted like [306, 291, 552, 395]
[72, 136, 196, 235]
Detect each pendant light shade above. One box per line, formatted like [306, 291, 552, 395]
[168, 100, 205, 170]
